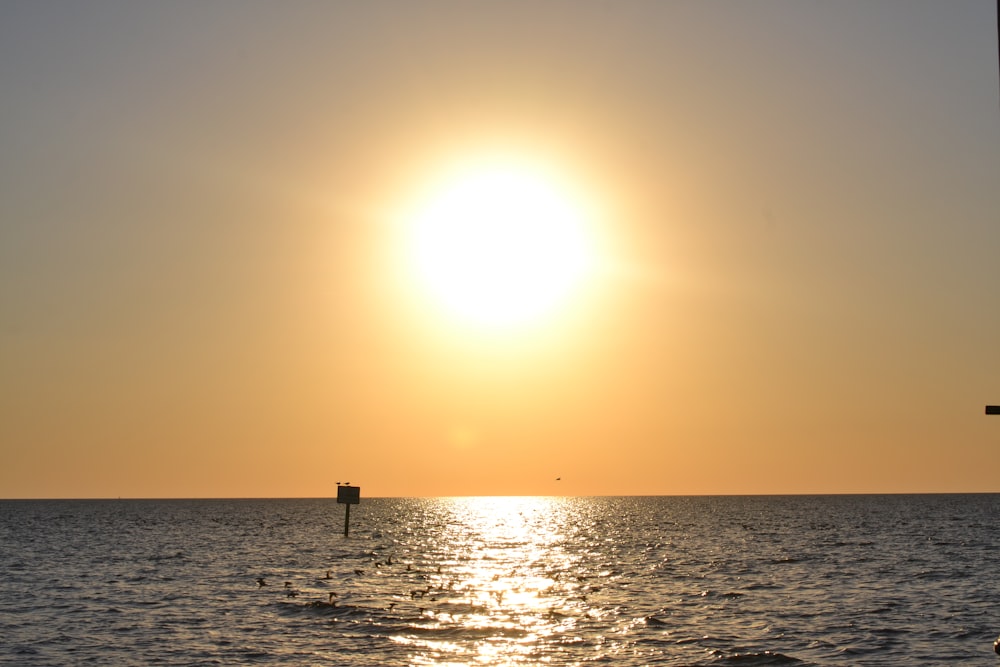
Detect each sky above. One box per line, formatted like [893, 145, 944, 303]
[1, 1, 998, 499]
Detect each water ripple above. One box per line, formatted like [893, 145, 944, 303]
[2, 495, 1000, 665]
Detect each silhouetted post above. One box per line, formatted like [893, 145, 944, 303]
[337, 484, 360, 537]
[983, 403, 999, 653]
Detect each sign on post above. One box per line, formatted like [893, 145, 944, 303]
[337, 485, 361, 504]
[336, 484, 360, 536]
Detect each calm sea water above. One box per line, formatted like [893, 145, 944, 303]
[1, 495, 999, 666]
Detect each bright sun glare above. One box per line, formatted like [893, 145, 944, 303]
[404, 159, 597, 330]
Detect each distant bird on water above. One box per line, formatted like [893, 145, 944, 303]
[255, 577, 266, 588]
[556, 477, 561, 481]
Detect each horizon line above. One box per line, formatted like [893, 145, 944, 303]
[3, 491, 1000, 502]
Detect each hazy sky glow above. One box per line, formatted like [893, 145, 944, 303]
[2, 1, 998, 498]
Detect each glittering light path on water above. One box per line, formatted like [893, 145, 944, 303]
[261, 497, 644, 665]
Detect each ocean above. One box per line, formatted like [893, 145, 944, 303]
[1, 495, 998, 666]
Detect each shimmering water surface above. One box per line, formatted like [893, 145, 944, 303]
[2, 495, 999, 666]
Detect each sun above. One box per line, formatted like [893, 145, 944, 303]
[403, 159, 597, 330]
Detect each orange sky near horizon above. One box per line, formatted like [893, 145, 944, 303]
[1, 1, 999, 499]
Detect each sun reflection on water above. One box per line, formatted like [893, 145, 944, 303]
[394, 496, 594, 665]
